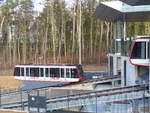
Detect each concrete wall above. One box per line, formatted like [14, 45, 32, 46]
[121, 56, 137, 86]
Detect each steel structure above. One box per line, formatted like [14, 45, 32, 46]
[0, 84, 149, 111]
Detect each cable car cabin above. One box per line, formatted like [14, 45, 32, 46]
[14, 64, 84, 83]
[130, 37, 150, 66]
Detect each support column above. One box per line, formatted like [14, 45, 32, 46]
[117, 22, 121, 39]
[123, 21, 126, 40]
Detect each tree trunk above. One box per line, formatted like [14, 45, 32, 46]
[77, 0, 82, 64]
[99, 21, 104, 64]
[71, 6, 76, 63]
[51, 2, 56, 63]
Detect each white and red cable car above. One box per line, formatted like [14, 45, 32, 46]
[130, 36, 150, 67]
[14, 64, 84, 83]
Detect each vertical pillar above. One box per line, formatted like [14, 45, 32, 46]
[123, 21, 126, 41]
[95, 94, 97, 113]
[37, 90, 40, 113]
[28, 92, 30, 112]
[123, 14, 126, 41]
[117, 22, 121, 39]
[20, 89, 24, 111]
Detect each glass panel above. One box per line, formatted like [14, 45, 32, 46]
[50, 68, 54, 77]
[26, 68, 29, 76]
[66, 68, 70, 78]
[40, 68, 44, 77]
[54, 68, 59, 77]
[34, 68, 39, 77]
[14, 67, 20, 76]
[61, 68, 64, 78]
[21, 68, 24, 76]
[71, 69, 78, 78]
[45, 68, 49, 77]
[30, 68, 39, 77]
[50, 68, 59, 77]
[30, 68, 34, 77]
[132, 42, 146, 59]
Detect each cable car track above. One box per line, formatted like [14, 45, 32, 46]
[1, 84, 148, 110]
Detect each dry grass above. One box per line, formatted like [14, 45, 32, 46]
[0, 109, 27, 113]
[83, 65, 107, 71]
[0, 76, 22, 89]
[0, 69, 13, 76]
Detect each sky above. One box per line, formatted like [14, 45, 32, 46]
[33, 0, 45, 12]
[33, 0, 74, 12]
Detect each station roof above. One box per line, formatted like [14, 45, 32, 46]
[94, 0, 150, 22]
[120, 0, 150, 6]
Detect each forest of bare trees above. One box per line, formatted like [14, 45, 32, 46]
[0, 0, 150, 68]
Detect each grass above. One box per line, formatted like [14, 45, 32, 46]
[0, 76, 22, 89]
[0, 109, 27, 113]
[83, 64, 107, 71]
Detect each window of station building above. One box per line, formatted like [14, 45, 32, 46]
[30, 68, 39, 77]
[26, 68, 29, 76]
[50, 68, 59, 77]
[66, 68, 70, 78]
[14, 67, 20, 76]
[132, 42, 146, 59]
[71, 69, 78, 78]
[21, 68, 24, 76]
[60, 68, 64, 78]
[45, 68, 49, 77]
[40, 68, 44, 77]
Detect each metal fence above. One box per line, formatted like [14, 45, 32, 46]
[0, 84, 149, 113]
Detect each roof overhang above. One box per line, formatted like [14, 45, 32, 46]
[95, 1, 150, 22]
[120, 0, 150, 6]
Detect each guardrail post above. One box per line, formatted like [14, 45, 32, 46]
[37, 90, 40, 113]
[67, 90, 69, 110]
[20, 89, 24, 111]
[95, 93, 97, 113]
[28, 91, 30, 112]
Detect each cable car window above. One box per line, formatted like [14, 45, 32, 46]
[132, 42, 146, 59]
[26, 68, 29, 76]
[21, 68, 24, 76]
[60, 69, 64, 78]
[14, 67, 20, 76]
[66, 68, 70, 78]
[50, 68, 54, 77]
[30, 68, 39, 77]
[45, 68, 49, 77]
[50, 68, 59, 77]
[34, 68, 39, 77]
[40, 68, 44, 77]
[71, 69, 78, 78]
[30, 68, 34, 77]
[54, 68, 59, 77]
